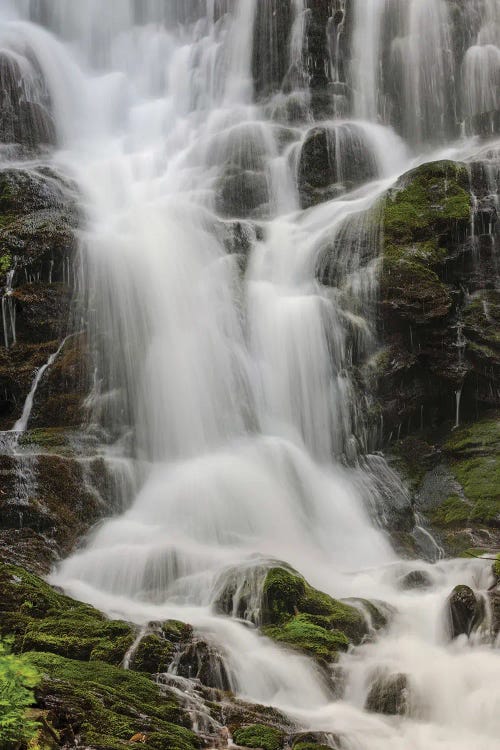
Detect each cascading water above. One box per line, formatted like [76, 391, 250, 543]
[1, 1, 499, 748]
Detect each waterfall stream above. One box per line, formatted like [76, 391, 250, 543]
[1, 2, 499, 748]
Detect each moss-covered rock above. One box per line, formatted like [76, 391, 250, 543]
[371, 158, 500, 443]
[381, 160, 470, 324]
[444, 418, 500, 527]
[130, 630, 182, 675]
[0, 563, 135, 665]
[31, 652, 199, 750]
[263, 614, 349, 660]
[260, 566, 367, 661]
[233, 723, 284, 750]
[0, 562, 205, 749]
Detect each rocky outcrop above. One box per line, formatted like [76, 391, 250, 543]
[0, 166, 83, 429]
[0, 50, 56, 155]
[298, 123, 378, 208]
[0, 561, 301, 750]
[367, 158, 499, 441]
[260, 566, 370, 661]
[447, 584, 484, 638]
[365, 672, 410, 716]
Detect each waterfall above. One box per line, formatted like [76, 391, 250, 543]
[1, 1, 499, 748]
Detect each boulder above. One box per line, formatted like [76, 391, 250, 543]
[365, 672, 410, 715]
[447, 584, 484, 638]
[298, 124, 378, 208]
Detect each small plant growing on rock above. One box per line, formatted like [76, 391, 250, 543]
[0, 638, 40, 748]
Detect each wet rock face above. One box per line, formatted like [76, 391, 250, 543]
[0, 166, 84, 429]
[252, 0, 294, 99]
[216, 167, 270, 218]
[0, 428, 112, 573]
[371, 158, 500, 440]
[447, 584, 484, 638]
[365, 672, 410, 716]
[399, 570, 433, 590]
[0, 161, 94, 576]
[0, 51, 56, 154]
[389, 416, 500, 557]
[297, 124, 379, 208]
[175, 638, 233, 691]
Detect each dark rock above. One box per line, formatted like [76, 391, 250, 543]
[175, 638, 232, 691]
[0, 51, 56, 153]
[447, 584, 484, 638]
[298, 124, 378, 208]
[216, 168, 269, 218]
[365, 672, 410, 715]
[489, 590, 500, 637]
[252, 0, 294, 98]
[399, 570, 433, 590]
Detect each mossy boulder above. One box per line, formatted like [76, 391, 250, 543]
[233, 723, 284, 750]
[0, 563, 135, 665]
[31, 652, 199, 750]
[130, 622, 192, 676]
[261, 566, 367, 660]
[0, 562, 204, 749]
[291, 732, 339, 750]
[381, 160, 470, 325]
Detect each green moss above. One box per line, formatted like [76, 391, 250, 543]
[130, 634, 175, 674]
[263, 614, 349, 660]
[17, 427, 77, 451]
[452, 457, 500, 503]
[494, 555, 500, 578]
[232, 724, 284, 750]
[293, 744, 331, 750]
[261, 567, 366, 661]
[441, 419, 500, 527]
[380, 160, 470, 322]
[444, 419, 500, 455]
[0, 563, 134, 665]
[383, 160, 470, 244]
[0, 564, 201, 750]
[0, 251, 12, 274]
[263, 567, 365, 637]
[29, 652, 198, 749]
[430, 495, 471, 527]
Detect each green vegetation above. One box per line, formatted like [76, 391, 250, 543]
[263, 614, 349, 660]
[0, 251, 12, 274]
[261, 567, 366, 660]
[443, 419, 500, 526]
[430, 495, 471, 527]
[380, 160, 471, 322]
[232, 724, 284, 750]
[0, 562, 200, 749]
[0, 639, 40, 748]
[495, 554, 500, 579]
[0, 563, 134, 665]
[383, 160, 470, 244]
[30, 652, 198, 750]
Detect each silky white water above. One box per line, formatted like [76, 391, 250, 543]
[1, 2, 499, 748]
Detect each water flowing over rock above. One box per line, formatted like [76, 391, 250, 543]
[0, 2, 499, 750]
